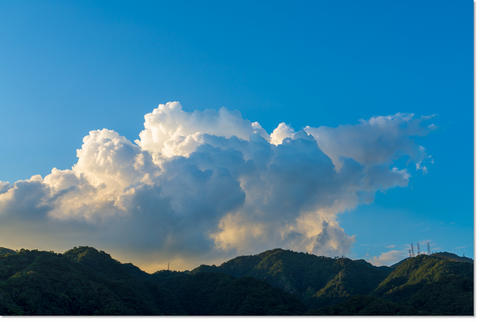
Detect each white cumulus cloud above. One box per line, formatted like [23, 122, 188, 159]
[0, 102, 434, 269]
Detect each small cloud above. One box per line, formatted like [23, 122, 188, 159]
[370, 250, 406, 266]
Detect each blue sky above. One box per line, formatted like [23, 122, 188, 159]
[0, 0, 473, 266]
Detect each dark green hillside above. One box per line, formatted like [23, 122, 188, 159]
[374, 254, 473, 315]
[313, 258, 391, 302]
[192, 248, 391, 303]
[0, 247, 173, 314]
[194, 249, 344, 296]
[0, 246, 473, 315]
[0, 247, 303, 315]
[310, 295, 413, 315]
[152, 271, 304, 315]
[192, 249, 473, 315]
[0, 248, 16, 257]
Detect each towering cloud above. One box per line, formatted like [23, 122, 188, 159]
[0, 102, 434, 268]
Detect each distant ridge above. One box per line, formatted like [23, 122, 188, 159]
[0, 247, 16, 256]
[431, 252, 473, 263]
[0, 246, 473, 315]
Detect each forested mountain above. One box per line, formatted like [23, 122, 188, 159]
[192, 249, 392, 302]
[0, 246, 473, 315]
[0, 247, 303, 315]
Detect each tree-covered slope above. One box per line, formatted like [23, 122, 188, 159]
[0, 247, 175, 314]
[314, 253, 474, 315]
[0, 246, 473, 315]
[192, 248, 473, 315]
[152, 270, 304, 315]
[192, 248, 392, 302]
[373, 254, 473, 315]
[0, 247, 303, 315]
[0, 248, 16, 257]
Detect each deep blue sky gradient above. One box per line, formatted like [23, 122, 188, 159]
[0, 0, 473, 259]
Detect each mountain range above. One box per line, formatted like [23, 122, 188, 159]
[0, 246, 473, 315]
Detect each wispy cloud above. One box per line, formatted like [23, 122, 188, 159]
[370, 250, 406, 266]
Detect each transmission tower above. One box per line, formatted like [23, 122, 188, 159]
[417, 243, 420, 256]
[427, 242, 431, 255]
[411, 243, 415, 257]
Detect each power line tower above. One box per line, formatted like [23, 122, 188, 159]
[411, 243, 415, 257]
[427, 242, 431, 255]
[417, 243, 420, 256]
